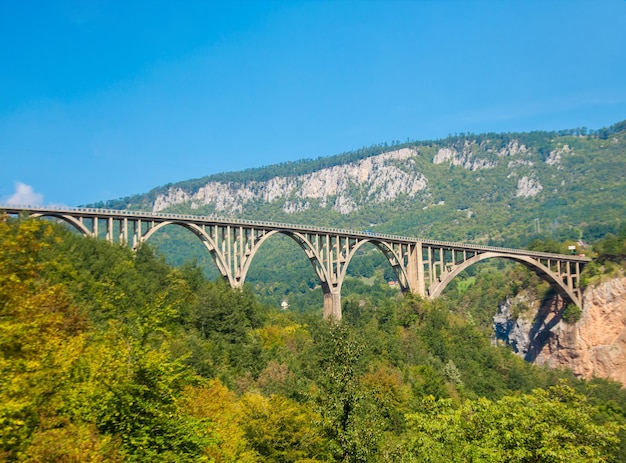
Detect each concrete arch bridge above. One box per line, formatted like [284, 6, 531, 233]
[1, 205, 590, 319]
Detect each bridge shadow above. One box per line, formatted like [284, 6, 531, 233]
[524, 290, 566, 362]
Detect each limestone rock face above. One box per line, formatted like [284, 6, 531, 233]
[146, 137, 566, 216]
[494, 277, 626, 386]
[431, 139, 528, 170]
[493, 297, 533, 356]
[152, 148, 428, 215]
[432, 146, 497, 170]
[515, 176, 543, 198]
[538, 277, 626, 385]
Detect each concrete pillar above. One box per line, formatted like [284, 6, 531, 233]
[323, 290, 342, 320]
[407, 243, 426, 297]
[106, 217, 113, 243]
[121, 218, 128, 245]
[132, 220, 140, 250]
[427, 246, 433, 287]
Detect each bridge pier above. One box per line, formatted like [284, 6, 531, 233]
[406, 243, 427, 298]
[323, 290, 342, 320]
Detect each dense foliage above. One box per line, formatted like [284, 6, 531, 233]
[1, 216, 625, 462]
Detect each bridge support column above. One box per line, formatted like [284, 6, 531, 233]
[409, 243, 426, 297]
[323, 289, 342, 320]
[407, 243, 426, 297]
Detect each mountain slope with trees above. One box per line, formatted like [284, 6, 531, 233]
[1, 216, 625, 462]
[88, 120, 626, 312]
[2, 120, 619, 460]
[93, 120, 626, 246]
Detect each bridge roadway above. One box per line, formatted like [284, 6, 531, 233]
[1, 204, 590, 319]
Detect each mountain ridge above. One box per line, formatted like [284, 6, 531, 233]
[92, 120, 626, 248]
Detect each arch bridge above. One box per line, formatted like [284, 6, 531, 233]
[1, 205, 590, 319]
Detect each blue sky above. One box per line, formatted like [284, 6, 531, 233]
[1, 1, 625, 207]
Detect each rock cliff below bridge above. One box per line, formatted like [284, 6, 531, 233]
[494, 276, 626, 386]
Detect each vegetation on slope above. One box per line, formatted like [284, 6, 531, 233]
[2, 216, 625, 462]
[84, 120, 626, 311]
[92, 120, 626, 246]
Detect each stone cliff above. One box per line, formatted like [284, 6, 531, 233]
[152, 148, 429, 215]
[149, 138, 560, 215]
[494, 276, 626, 386]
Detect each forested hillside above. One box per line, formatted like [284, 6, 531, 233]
[1, 216, 625, 462]
[94, 120, 626, 245]
[88, 120, 626, 312]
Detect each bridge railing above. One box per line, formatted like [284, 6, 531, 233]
[2, 203, 419, 241]
[0, 204, 591, 262]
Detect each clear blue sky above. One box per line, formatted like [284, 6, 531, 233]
[1, 1, 625, 207]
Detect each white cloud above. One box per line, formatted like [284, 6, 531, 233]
[6, 182, 44, 205]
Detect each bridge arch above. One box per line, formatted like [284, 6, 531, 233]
[428, 251, 581, 306]
[339, 238, 411, 292]
[238, 229, 332, 292]
[30, 212, 93, 237]
[237, 231, 415, 319]
[237, 229, 342, 317]
[136, 225, 337, 303]
[141, 220, 233, 285]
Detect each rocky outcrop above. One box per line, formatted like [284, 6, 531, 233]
[152, 148, 428, 215]
[432, 139, 528, 170]
[545, 144, 570, 165]
[515, 176, 543, 198]
[537, 277, 626, 385]
[433, 146, 497, 170]
[146, 136, 576, 216]
[494, 277, 626, 386]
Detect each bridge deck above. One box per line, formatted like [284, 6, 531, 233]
[0, 204, 590, 264]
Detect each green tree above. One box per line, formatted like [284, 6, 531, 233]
[309, 321, 383, 463]
[181, 379, 258, 463]
[65, 330, 215, 463]
[0, 218, 90, 460]
[239, 392, 331, 463]
[402, 384, 622, 462]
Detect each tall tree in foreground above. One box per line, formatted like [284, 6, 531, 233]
[0, 218, 118, 460]
[310, 321, 383, 462]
